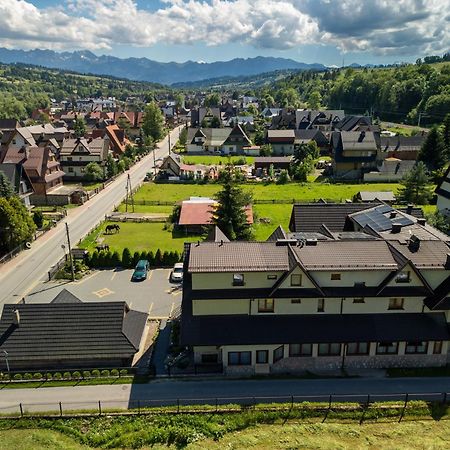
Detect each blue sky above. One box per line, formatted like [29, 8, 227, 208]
[1, 1, 448, 65]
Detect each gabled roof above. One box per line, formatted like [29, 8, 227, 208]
[266, 225, 288, 242]
[0, 163, 33, 195]
[60, 138, 108, 157]
[51, 289, 83, 304]
[206, 226, 230, 243]
[381, 135, 426, 152]
[335, 115, 372, 131]
[0, 301, 148, 364]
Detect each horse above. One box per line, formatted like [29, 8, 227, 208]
[105, 224, 120, 234]
[96, 244, 110, 252]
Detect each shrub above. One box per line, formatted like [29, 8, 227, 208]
[147, 251, 155, 266]
[110, 369, 119, 377]
[82, 370, 91, 379]
[33, 211, 44, 228]
[33, 372, 43, 380]
[24, 373, 33, 380]
[72, 371, 81, 379]
[162, 251, 171, 266]
[111, 251, 121, 267]
[91, 369, 100, 377]
[122, 248, 132, 268]
[119, 369, 128, 376]
[139, 251, 148, 263]
[89, 250, 99, 268]
[13, 373, 22, 381]
[101, 369, 110, 377]
[63, 371, 71, 379]
[45, 373, 53, 380]
[132, 251, 141, 267]
[154, 249, 162, 267]
[53, 372, 62, 380]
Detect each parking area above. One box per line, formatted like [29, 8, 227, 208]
[24, 268, 181, 318]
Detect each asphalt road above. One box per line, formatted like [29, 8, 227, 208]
[1, 376, 449, 414]
[0, 127, 182, 307]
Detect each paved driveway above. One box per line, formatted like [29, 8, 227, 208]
[24, 268, 181, 317]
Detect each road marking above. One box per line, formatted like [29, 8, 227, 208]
[147, 302, 154, 317]
[93, 287, 114, 298]
[169, 302, 175, 318]
[111, 271, 117, 281]
[75, 271, 99, 285]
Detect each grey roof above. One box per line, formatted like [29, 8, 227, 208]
[289, 203, 377, 232]
[267, 225, 288, 242]
[357, 191, 396, 202]
[60, 138, 108, 156]
[188, 242, 289, 273]
[381, 135, 426, 152]
[206, 226, 230, 243]
[389, 240, 450, 269]
[293, 240, 398, 271]
[0, 163, 33, 195]
[51, 289, 83, 304]
[0, 301, 147, 365]
[181, 312, 449, 346]
[340, 131, 379, 151]
[349, 204, 414, 232]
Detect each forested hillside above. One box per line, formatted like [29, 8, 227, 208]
[0, 64, 164, 120]
[261, 61, 450, 125]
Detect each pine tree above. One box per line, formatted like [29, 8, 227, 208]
[397, 162, 433, 204]
[142, 101, 165, 141]
[73, 117, 86, 138]
[213, 165, 253, 240]
[0, 170, 14, 198]
[418, 126, 446, 171]
[443, 113, 450, 158]
[122, 248, 132, 268]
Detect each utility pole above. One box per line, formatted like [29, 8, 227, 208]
[2, 350, 9, 375]
[417, 112, 423, 127]
[125, 173, 134, 213]
[65, 223, 75, 282]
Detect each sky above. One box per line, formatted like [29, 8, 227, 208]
[0, 0, 448, 65]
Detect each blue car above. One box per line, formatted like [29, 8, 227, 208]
[132, 259, 150, 281]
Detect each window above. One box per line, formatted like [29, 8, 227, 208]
[289, 343, 312, 357]
[388, 298, 404, 310]
[80, 167, 85, 173]
[406, 341, 427, 354]
[273, 345, 284, 362]
[317, 298, 325, 312]
[67, 156, 72, 161]
[347, 342, 369, 355]
[290, 274, 302, 286]
[258, 298, 274, 313]
[233, 273, 245, 286]
[353, 298, 365, 304]
[318, 343, 341, 356]
[256, 350, 269, 364]
[267, 274, 277, 280]
[228, 351, 251, 366]
[291, 298, 301, 304]
[396, 272, 411, 283]
[331, 273, 341, 281]
[68, 167, 74, 173]
[376, 342, 399, 355]
[201, 354, 218, 364]
[433, 341, 443, 354]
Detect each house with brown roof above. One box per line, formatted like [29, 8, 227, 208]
[266, 130, 295, 155]
[180, 203, 450, 375]
[59, 137, 109, 180]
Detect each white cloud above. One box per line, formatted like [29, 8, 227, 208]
[0, 0, 448, 56]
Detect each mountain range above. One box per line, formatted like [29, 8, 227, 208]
[0, 48, 326, 85]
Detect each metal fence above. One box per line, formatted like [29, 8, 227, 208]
[0, 392, 448, 420]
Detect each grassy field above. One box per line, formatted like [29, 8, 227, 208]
[79, 221, 201, 253]
[1, 419, 449, 449]
[134, 182, 401, 203]
[182, 155, 255, 165]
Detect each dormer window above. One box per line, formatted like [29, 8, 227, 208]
[232, 273, 245, 286]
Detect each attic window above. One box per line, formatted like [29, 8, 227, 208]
[331, 273, 341, 281]
[233, 273, 245, 286]
[396, 272, 411, 283]
[291, 274, 302, 286]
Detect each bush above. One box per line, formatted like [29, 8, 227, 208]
[82, 370, 91, 379]
[110, 369, 119, 377]
[154, 249, 162, 267]
[72, 371, 81, 379]
[101, 369, 110, 377]
[13, 373, 22, 381]
[119, 369, 128, 376]
[63, 371, 71, 379]
[132, 251, 141, 267]
[45, 372, 53, 380]
[111, 251, 121, 266]
[91, 369, 100, 377]
[89, 250, 99, 268]
[33, 211, 44, 228]
[122, 248, 132, 268]
[33, 372, 42, 380]
[24, 373, 33, 380]
[147, 251, 154, 266]
[53, 372, 62, 380]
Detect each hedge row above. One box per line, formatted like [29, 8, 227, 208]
[0, 368, 129, 381]
[86, 248, 182, 269]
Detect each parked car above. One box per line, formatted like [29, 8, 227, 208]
[132, 259, 150, 281]
[170, 262, 184, 283]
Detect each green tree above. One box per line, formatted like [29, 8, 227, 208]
[111, 251, 121, 267]
[0, 171, 14, 198]
[293, 143, 318, 165]
[418, 127, 447, 171]
[213, 165, 253, 240]
[117, 117, 131, 136]
[259, 144, 272, 156]
[84, 162, 104, 182]
[443, 113, 450, 157]
[277, 169, 290, 184]
[106, 155, 118, 178]
[210, 116, 221, 128]
[73, 117, 86, 138]
[204, 93, 221, 107]
[142, 101, 165, 141]
[397, 162, 433, 204]
[307, 91, 322, 109]
[122, 248, 132, 268]
[33, 211, 44, 229]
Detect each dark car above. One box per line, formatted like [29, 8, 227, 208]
[132, 259, 150, 281]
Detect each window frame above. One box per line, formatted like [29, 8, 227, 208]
[353, 297, 365, 304]
[289, 343, 313, 357]
[317, 298, 325, 312]
[433, 341, 443, 355]
[376, 342, 399, 355]
[318, 343, 341, 356]
[228, 351, 252, 366]
[267, 274, 277, 280]
[388, 298, 404, 310]
[258, 298, 274, 313]
[232, 273, 245, 286]
[256, 350, 269, 364]
[331, 273, 341, 281]
[291, 298, 302, 304]
[346, 342, 369, 355]
[395, 271, 411, 283]
[290, 274, 302, 286]
[273, 345, 284, 363]
[405, 341, 428, 354]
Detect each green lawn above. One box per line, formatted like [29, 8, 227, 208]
[135, 182, 401, 204]
[182, 155, 255, 165]
[80, 221, 201, 253]
[253, 204, 292, 240]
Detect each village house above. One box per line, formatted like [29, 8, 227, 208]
[0, 290, 148, 371]
[296, 110, 345, 131]
[59, 137, 109, 180]
[436, 165, 450, 217]
[380, 134, 426, 160]
[180, 203, 450, 375]
[190, 107, 222, 127]
[0, 163, 34, 208]
[158, 155, 219, 181]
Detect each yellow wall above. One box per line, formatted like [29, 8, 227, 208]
[311, 270, 391, 287]
[193, 299, 249, 315]
[192, 271, 284, 290]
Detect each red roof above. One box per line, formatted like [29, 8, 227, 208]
[179, 201, 253, 226]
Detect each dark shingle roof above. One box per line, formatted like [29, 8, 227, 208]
[181, 312, 449, 346]
[0, 302, 147, 364]
[289, 203, 377, 232]
[206, 226, 230, 243]
[51, 289, 83, 304]
[188, 242, 289, 273]
[389, 240, 450, 269]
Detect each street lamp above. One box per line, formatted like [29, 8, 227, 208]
[2, 350, 10, 375]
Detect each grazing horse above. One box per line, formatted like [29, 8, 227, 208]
[96, 244, 110, 252]
[105, 224, 120, 234]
